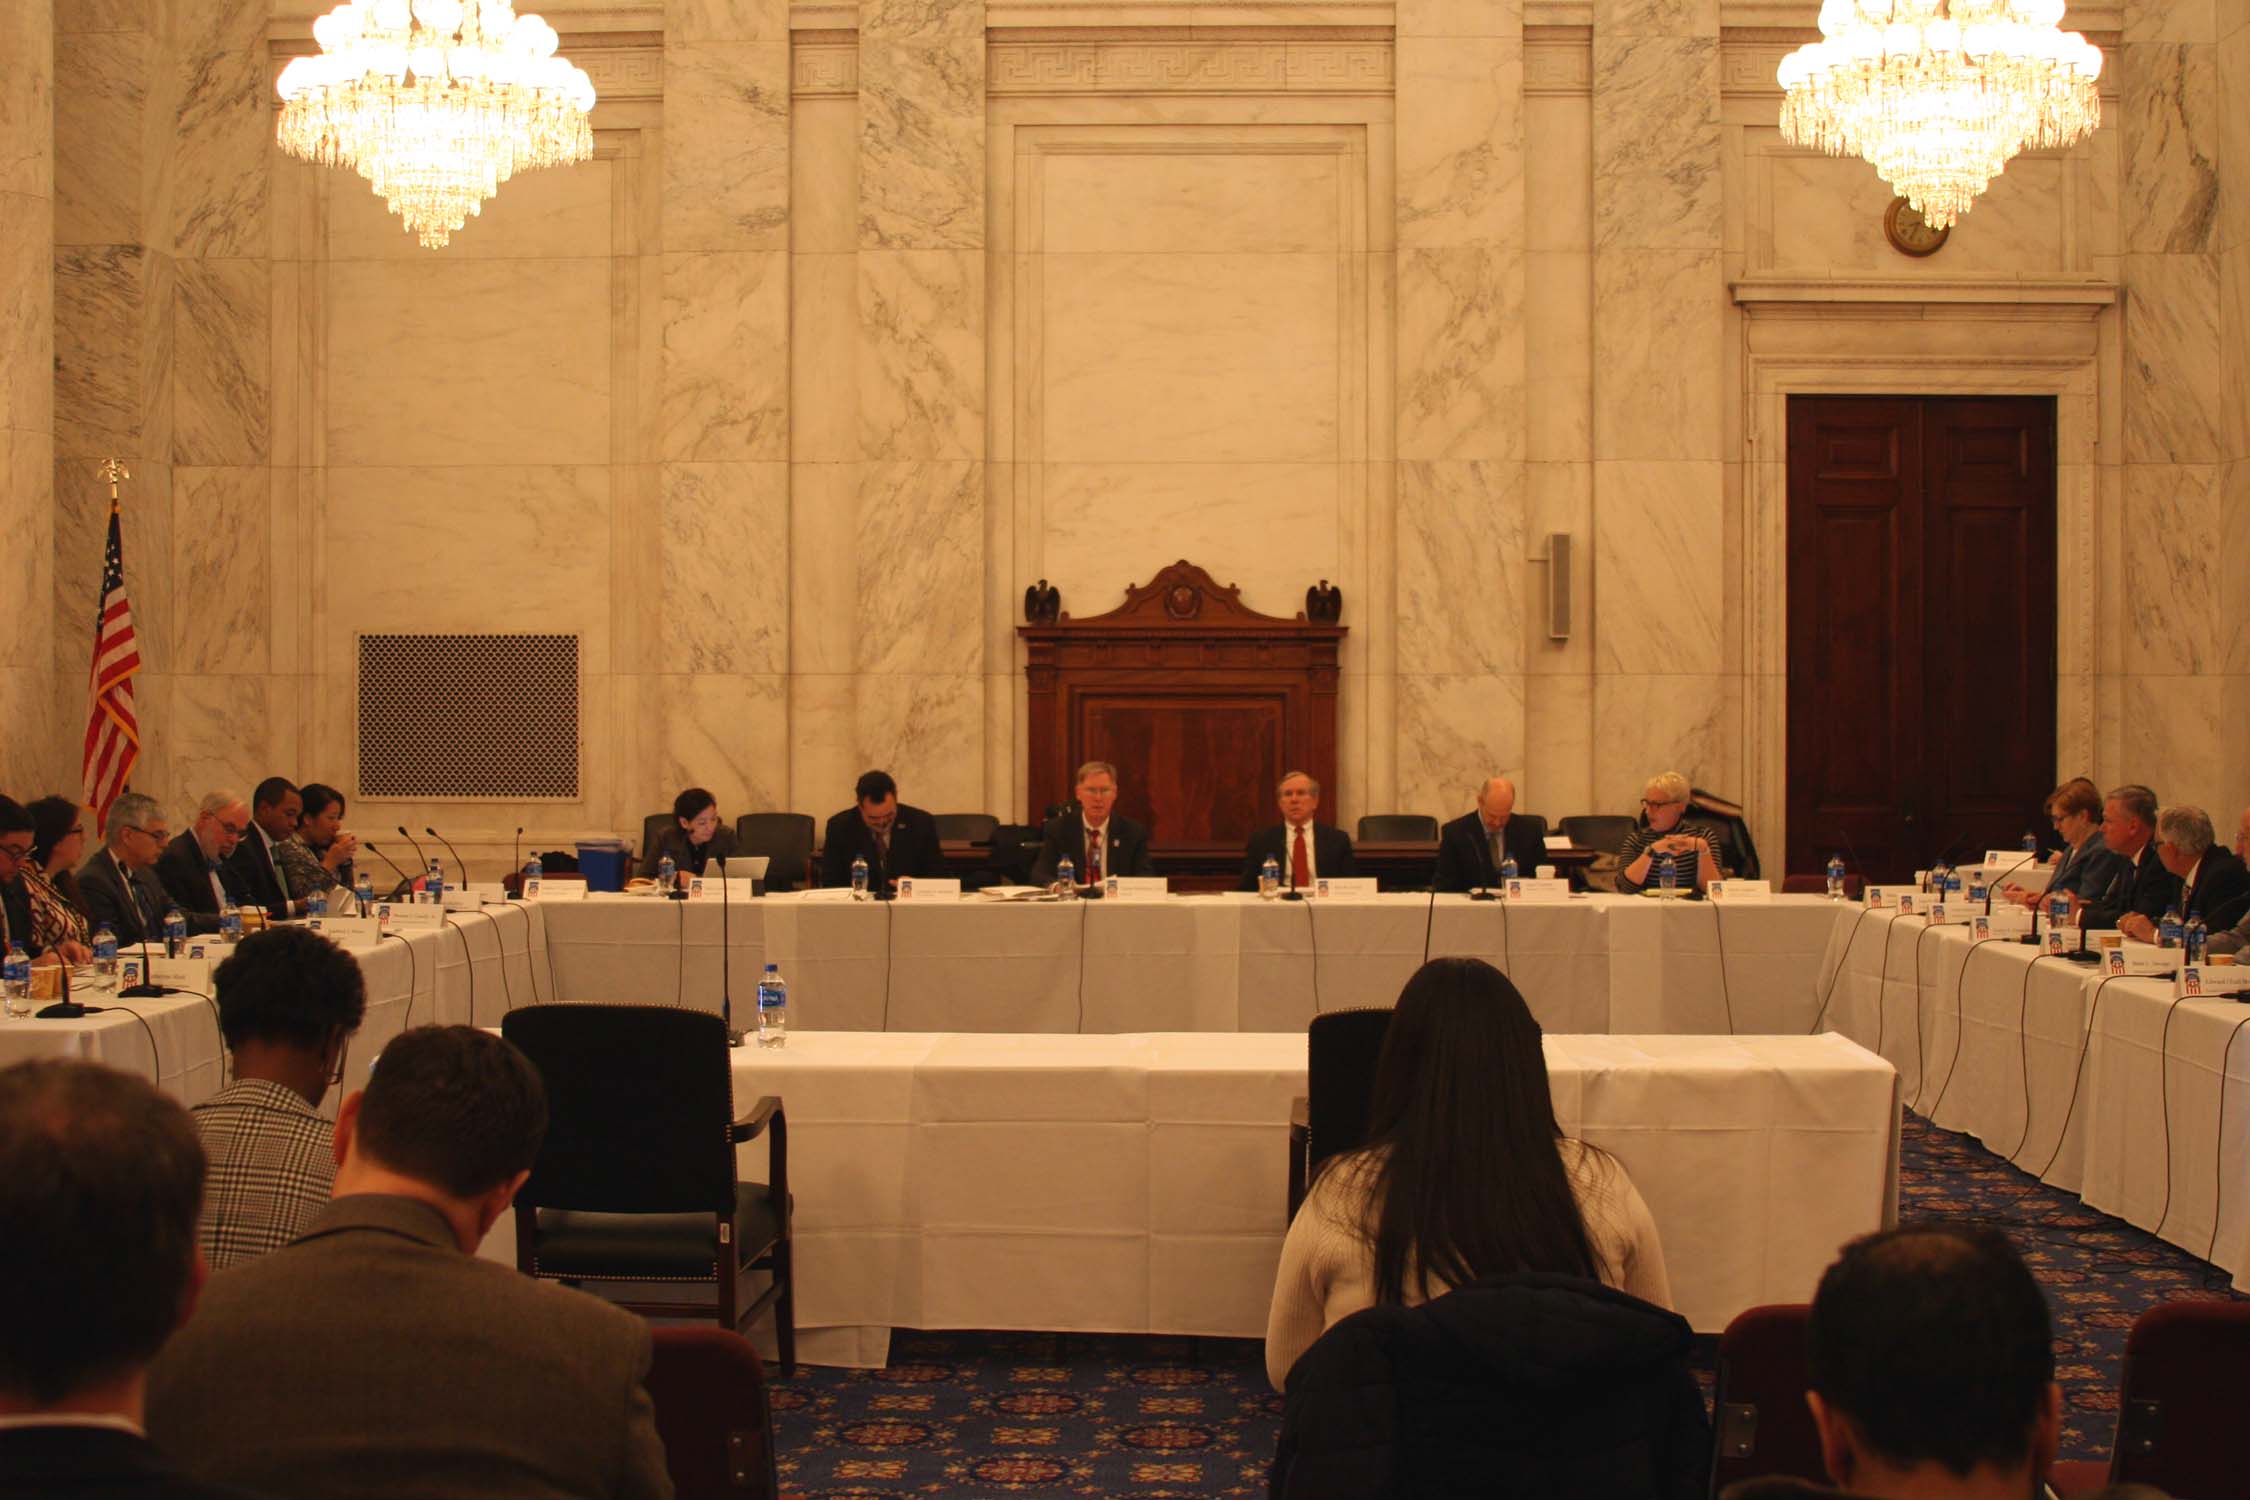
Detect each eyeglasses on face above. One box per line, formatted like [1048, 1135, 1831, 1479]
[0, 840, 32, 861]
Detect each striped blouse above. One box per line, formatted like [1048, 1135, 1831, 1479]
[1615, 818, 1734, 894]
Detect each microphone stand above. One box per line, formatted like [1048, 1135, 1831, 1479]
[362, 841, 419, 901]
[716, 858, 742, 1046]
[425, 826, 473, 891]
[396, 826, 435, 886]
[35, 958, 94, 1018]
[509, 826, 524, 897]
[119, 937, 173, 998]
[1985, 853, 2039, 914]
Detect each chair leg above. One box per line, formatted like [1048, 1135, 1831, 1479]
[774, 1236, 796, 1378]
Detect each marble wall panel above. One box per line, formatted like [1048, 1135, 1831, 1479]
[1396, 246, 1524, 461]
[1394, 671, 1525, 823]
[2119, 672, 2226, 816]
[792, 253, 857, 464]
[853, 672, 985, 811]
[1042, 462, 1339, 620]
[859, 249, 983, 460]
[170, 465, 267, 674]
[1041, 151, 1341, 255]
[0, 429, 52, 671]
[662, 43, 790, 253]
[327, 158, 615, 261]
[1590, 249, 1721, 461]
[659, 672, 790, 815]
[788, 462, 859, 676]
[669, 0, 789, 42]
[52, 244, 149, 457]
[1396, 0, 1519, 40]
[790, 96, 859, 256]
[168, 672, 289, 809]
[1396, 38, 1523, 248]
[2119, 464, 2223, 675]
[0, 666, 60, 794]
[2222, 29, 2250, 256]
[170, 0, 267, 258]
[660, 250, 788, 463]
[1396, 459, 1524, 676]
[787, 672, 860, 812]
[858, 40, 983, 251]
[0, 0, 50, 202]
[2121, 252, 2222, 465]
[173, 258, 267, 465]
[326, 258, 612, 468]
[2228, 462, 2250, 674]
[2120, 42, 2220, 255]
[2125, 0, 2213, 42]
[1591, 671, 1728, 815]
[1521, 669, 1593, 819]
[1526, 96, 1590, 254]
[855, 460, 982, 677]
[1592, 0, 1716, 36]
[0, 202, 51, 438]
[52, 30, 143, 246]
[660, 461, 789, 675]
[1766, 152, 2071, 275]
[2223, 245, 2249, 462]
[1589, 36, 1719, 251]
[1526, 251, 1589, 462]
[1592, 459, 1722, 675]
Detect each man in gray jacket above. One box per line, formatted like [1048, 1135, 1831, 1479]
[148, 1026, 673, 1500]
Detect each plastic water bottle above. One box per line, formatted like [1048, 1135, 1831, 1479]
[658, 853, 677, 894]
[1056, 856, 1077, 899]
[307, 888, 328, 918]
[851, 854, 871, 901]
[164, 905, 188, 957]
[1968, 874, 1989, 906]
[2021, 831, 2039, 853]
[355, 872, 375, 909]
[1928, 861, 1948, 895]
[1500, 854, 1518, 882]
[2, 942, 31, 1018]
[1826, 854, 1847, 901]
[2185, 914, 2208, 964]
[91, 925, 119, 992]
[1658, 852, 1679, 897]
[755, 962, 788, 1048]
[1259, 856, 1281, 899]
[219, 893, 243, 941]
[523, 854, 543, 884]
[1944, 867, 1964, 901]
[425, 858, 445, 905]
[2158, 904, 2184, 949]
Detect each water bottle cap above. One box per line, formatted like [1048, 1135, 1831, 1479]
[764, 962, 778, 972]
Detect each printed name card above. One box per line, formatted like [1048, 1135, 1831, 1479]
[441, 890, 483, 911]
[1542, 833, 1575, 851]
[2095, 937, 2176, 976]
[520, 878, 583, 901]
[1102, 876, 1170, 901]
[1921, 900, 1964, 926]
[119, 955, 216, 991]
[1313, 877, 1382, 900]
[305, 916, 382, 951]
[1865, 885, 1896, 910]
[1708, 879, 1771, 903]
[372, 902, 446, 931]
[1501, 877, 1570, 904]
[2176, 964, 2250, 998]
[1971, 908, 2034, 941]
[894, 877, 962, 902]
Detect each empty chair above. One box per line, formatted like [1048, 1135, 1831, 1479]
[645, 1327, 779, 1500]
[932, 812, 999, 843]
[1560, 815, 1635, 855]
[1356, 814, 1439, 843]
[735, 812, 815, 892]
[640, 812, 671, 865]
[1779, 873, 1863, 899]
[1708, 1304, 1826, 1496]
[501, 1004, 795, 1375]
[2057, 1299, 2250, 1500]
[1286, 1006, 1394, 1219]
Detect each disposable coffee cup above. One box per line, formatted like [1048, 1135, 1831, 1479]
[1535, 864, 1556, 881]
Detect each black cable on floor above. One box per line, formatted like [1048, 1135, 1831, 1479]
[442, 914, 477, 1023]
[478, 909, 517, 1012]
[1807, 906, 1877, 1036]
[1920, 934, 2009, 1125]
[1419, 885, 1437, 965]
[1709, 902, 1737, 1036]
[387, 930, 418, 1030]
[2028, 972, 2129, 1185]
[2202, 1009, 2250, 1285]
[1305, 898, 1322, 1016]
[1077, 897, 1090, 1031]
[882, 898, 896, 1033]
[105, 1002, 165, 1086]
[2150, 992, 2192, 1243]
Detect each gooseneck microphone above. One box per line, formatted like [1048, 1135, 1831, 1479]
[119, 937, 172, 998]
[512, 826, 524, 878]
[362, 841, 419, 900]
[396, 826, 434, 876]
[1985, 852, 2040, 914]
[425, 827, 472, 889]
[716, 857, 742, 1046]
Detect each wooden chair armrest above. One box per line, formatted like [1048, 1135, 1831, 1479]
[1289, 1097, 1308, 1130]
[731, 1096, 782, 1142]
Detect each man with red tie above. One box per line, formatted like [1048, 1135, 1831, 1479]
[1238, 771, 1357, 892]
[1031, 761, 1157, 889]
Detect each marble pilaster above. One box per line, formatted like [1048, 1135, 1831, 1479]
[0, 0, 51, 789]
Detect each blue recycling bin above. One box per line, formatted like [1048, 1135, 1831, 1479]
[575, 839, 629, 892]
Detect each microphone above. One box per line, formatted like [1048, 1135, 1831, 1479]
[512, 826, 523, 876]
[119, 937, 172, 998]
[715, 858, 742, 1047]
[396, 826, 434, 879]
[425, 826, 472, 889]
[1922, 831, 1975, 891]
[1985, 852, 2039, 914]
[362, 841, 419, 900]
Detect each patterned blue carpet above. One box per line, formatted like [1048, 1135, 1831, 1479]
[768, 1111, 2247, 1497]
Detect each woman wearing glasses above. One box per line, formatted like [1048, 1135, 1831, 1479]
[23, 796, 93, 951]
[1615, 772, 1730, 894]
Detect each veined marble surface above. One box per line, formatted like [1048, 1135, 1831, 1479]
[2120, 41, 2220, 255]
[662, 250, 790, 463]
[663, 42, 790, 253]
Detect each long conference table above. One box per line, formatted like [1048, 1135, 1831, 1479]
[0, 890, 1909, 1367]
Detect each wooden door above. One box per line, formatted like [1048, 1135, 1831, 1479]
[1785, 396, 2056, 882]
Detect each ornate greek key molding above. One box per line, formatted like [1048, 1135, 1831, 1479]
[793, 33, 860, 96]
[1524, 26, 1590, 96]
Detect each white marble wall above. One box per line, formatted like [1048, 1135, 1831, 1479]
[2222, 1, 2250, 815]
[0, 0, 54, 796]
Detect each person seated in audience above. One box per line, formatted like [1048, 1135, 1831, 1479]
[1264, 957, 1670, 1392]
[638, 785, 739, 884]
[274, 782, 358, 901]
[147, 1026, 673, 1500]
[819, 768, 945, 892]
[2113, 804, 2249, 945]
[1031, 760, 1157, 888]
[194, 928, 368, 1270]
[0, 796, 90, 964]
[2078, 784, 2182, 933]
[224, 777, 301, 919]
[153, 792, 249, 934]
[1721, 1225, 2151, 1500]
[2234, 803, 2250, 864]
[0, 1058, 263, 1499]
[1615, 772, 1730, 894]
[75, 792, 178, 950]
[1239, 770, 1356, 892]
[26, 795, 93, 945]
[1433, 774, 1545, 891]
[2004, 777, 2116, 910]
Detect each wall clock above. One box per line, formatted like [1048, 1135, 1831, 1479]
[1883, 196, 1950, 257]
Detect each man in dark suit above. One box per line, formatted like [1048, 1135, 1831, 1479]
[224, 777, 299, 920]
[2116, 803, 2250, 944]
[154, 792, 248, 934]
[819, 769, 946, 893]
[1030, 760, 1157, 888]
[1434, 775, 1549, 892]
[2077, 784, 2182, 933]
[1238, 771, 1356, 891]
[74, 793, 180, 948]
[0, 1058, 265, 1499]
[147, 1026, 672, 1500]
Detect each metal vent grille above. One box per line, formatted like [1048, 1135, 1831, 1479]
[357, 633, 580, 800]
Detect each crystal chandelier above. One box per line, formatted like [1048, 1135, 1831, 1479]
[277, 0, 596, 248]
[1777, 1, 2101, 229]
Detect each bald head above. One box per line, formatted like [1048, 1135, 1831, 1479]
[1475, 777, 1516, 833]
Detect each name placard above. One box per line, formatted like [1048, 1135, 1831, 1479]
[2096, 937, 2176, 976]
[1708, 879, 1772, 903]
[372, 902, 446, 931]
[441, 890, 483, 911]
[1922, 900, 1964, 926]
[1313, 877, 1381, 900]
[1865, 885, 1895, 910]
[1101, 876, 1169, 901]
[894, 877, 962, 902]
[2177, 964, 2250, 998]
[305, 916, 383, 951]
[1971, 907, 2034, 941]
[520, 878, 583, 902]
[1542, 833, 1574, 851]
[1501, 877, 1570, 904]
[119, 955, 216, 991]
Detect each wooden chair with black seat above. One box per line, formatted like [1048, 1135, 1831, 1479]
[1560, 814, 1636, 856]
[933, 812, 999, 843]
[1355, 814, 1440, 842]
[734, 812, 815, 892]
[645, 1327, 779, 1500]
[1286, 1006, 1394, 1220]
[501, 1003, 796, 1375]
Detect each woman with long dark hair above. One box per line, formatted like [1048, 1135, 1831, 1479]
[23, 795, 91, 949]
[1264, 956, 1671, 1389]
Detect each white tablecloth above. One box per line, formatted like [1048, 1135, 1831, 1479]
[1816, 908, 2250, 1291]
[683, 1030, 1900, 1366]
[539, 893, 1846, 1036]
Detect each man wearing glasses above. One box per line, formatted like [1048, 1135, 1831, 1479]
[154, 790, 250, 933]
[72, 791, 181, 947]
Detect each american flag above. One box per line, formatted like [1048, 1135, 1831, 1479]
[82, 502, 141, 835]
